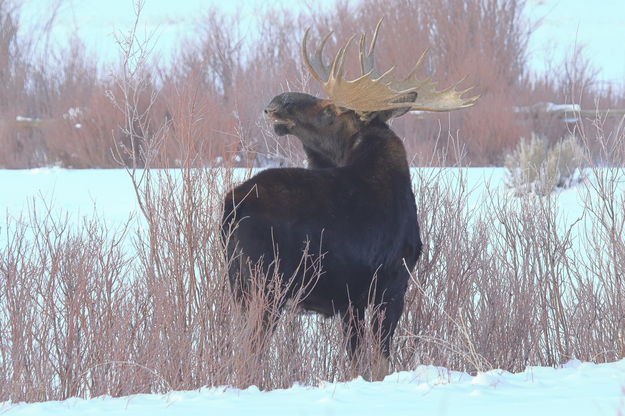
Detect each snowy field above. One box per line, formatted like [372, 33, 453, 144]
[1, 167, 624, 415]
[2, 360, 624, 416]
[0, 166, 588, 227]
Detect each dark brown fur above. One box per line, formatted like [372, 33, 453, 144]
[222, 92, 422, 373]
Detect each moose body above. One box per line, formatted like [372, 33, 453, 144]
[221, 20, 475, 376]
[223, 114, 421, 360]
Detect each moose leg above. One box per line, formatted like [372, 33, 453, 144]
[371, 293, 405, 381]
[341, 305, 365, 378]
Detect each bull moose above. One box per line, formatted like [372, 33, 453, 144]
[222, 20, 476, 378]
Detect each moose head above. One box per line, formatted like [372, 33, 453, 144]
[264, 19, 477, 167]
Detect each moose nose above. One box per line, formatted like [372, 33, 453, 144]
[264, 105, 279, 115]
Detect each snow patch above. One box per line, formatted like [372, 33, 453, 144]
[3, 360, 625, 415]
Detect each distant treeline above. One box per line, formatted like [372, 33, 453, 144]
[0, 0, 622, 168]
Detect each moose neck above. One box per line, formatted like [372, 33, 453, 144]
[346, 123, 410, 179]
[298, 121, 362, 168]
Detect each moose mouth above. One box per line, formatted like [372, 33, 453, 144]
[266, 113, 295, 136]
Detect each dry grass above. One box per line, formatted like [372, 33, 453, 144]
[505, 133, 586, 195]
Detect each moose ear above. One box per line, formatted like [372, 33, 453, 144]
[318, 102, 349, 126]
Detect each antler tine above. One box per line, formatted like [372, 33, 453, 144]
[330, 35, 356, 81]
[402, 49, 428, 84]
[301, 19, 478, 113]
[409, 79, 480, 112]
[359, 18, 384, 78]
[302, 28, 334, 84]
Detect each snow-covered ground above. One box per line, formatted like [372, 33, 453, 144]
[0, 166, 585, 234]
[2, 360, 624, 415]
[0, 168, 140, 228]
[1, 167, 624, 415]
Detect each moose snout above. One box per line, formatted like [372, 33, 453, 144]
[264, 97, 296, 135]
[264, 99, 291, 122]
[264, 104, 280, 116]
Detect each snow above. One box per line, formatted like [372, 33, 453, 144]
[0, 166, 588, 233]
[15, 116, 39, 123]
[0, 166, 611, 252]
[515, 102, 582, 113]
[0, 168, 140, 230]
[2, 360, 624, 415]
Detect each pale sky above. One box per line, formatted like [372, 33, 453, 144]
[526, 0, 625, 88]
[18, 0, 625, 88]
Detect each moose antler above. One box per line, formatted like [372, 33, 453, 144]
[301, 19, 478, 113]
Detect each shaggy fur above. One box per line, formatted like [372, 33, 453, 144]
[222, 92, 422, 369]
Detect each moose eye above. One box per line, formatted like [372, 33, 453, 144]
[318, 106, 335, 125]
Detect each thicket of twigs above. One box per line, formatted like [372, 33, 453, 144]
[1, 112, 623, 402]
[0, 0, 622, 168]
[1, 0, 624, 404]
